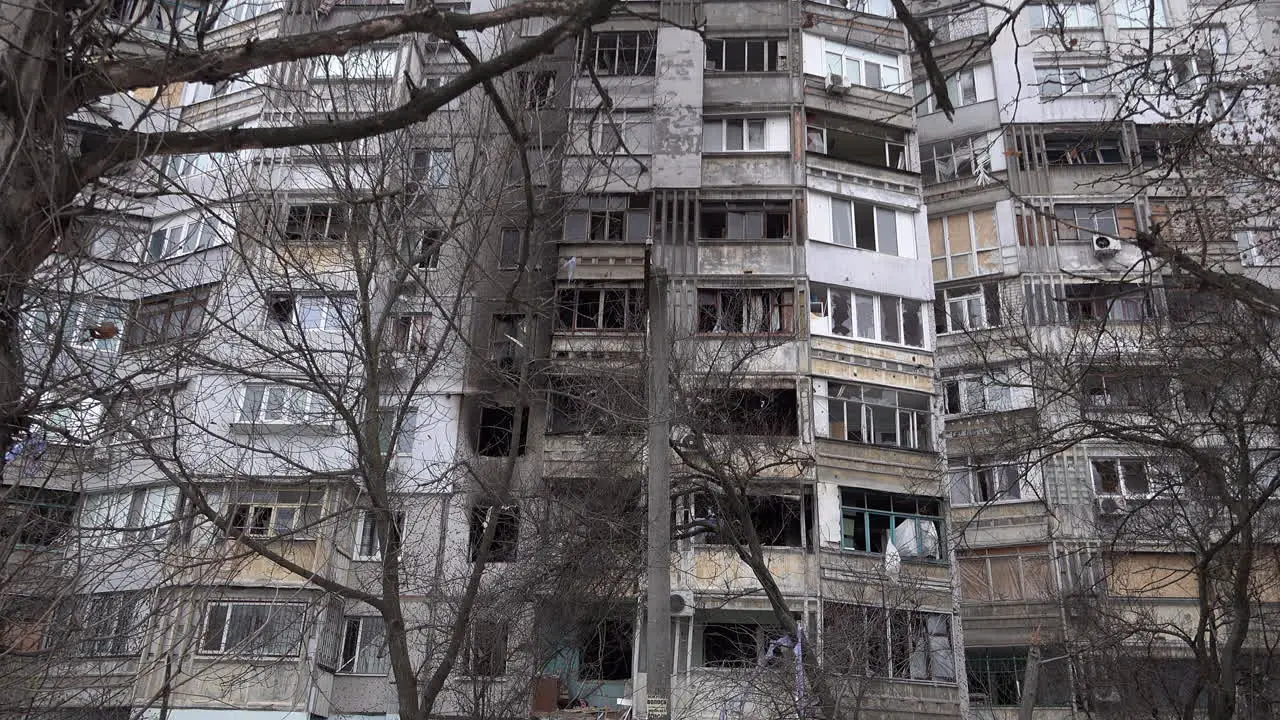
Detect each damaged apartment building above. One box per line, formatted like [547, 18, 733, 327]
[2, 0, 959, 717]
[919, 0, 1280, 716]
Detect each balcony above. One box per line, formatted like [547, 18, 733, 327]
[676, 545, 815, 596]
[803, 77, 915, 129]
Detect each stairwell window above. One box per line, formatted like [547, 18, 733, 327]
[579, 31, 656, 76]
[200, 602, 305, 656]
[696, 288, 795, 335]
[469, 505, 519, 562]
[339, 617, 389, 675]
[388, 314, 431, 353]
[705, 39, 781, 72]
[353, 510, 405, 560]
[411, 149, 454, 187]
[1091, 459, 1149, 496]
[465, 619, 509, 676]
[822, 382, 931, 451]
[475, 406, 529, 457]
[401, 228, 442, 270]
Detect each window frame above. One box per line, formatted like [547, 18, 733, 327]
[411, 149, 455, 187]
[198, 602, 306, 657]
[810, 284, 925, 348]
[556, 284, 645, 332]
[236, 384, 326, 425]
[920, 136, 993, 185]
[579, 31, 656, 76]
[388, 313, 431, 353]
[468, 504, 520, 562]
[401, 228, 442, 270]
[1027, 2, 1100, 28]
[822, 42, 905, 93]
[705, 38, 781, 73]
[225, 489, 322, 540]
[145, 213, 225, 262]
[1035, 65, 1108, 97]
[822, 382, 932, 451]
[948, 459, 1024, 505]
[338, 616, 390, 675]
[839, 488, 945, 561]
[935, 282, 1002, 334]
[1091, 458, 1150, 497]
[1115, 0, 1168, 28]
[696, 288, 796, 335]
[283, 203, 353, 245]
[828, 198, 901, 254]
[942, 375, 1012, 416]
[564, 195, 652, 243]
[702, 118, 770, 153]
[126, 286, 213, 349]
[353, 509, 406, 561]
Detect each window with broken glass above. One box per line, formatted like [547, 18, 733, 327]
[564, 195, 651, 242]
[920, 135, 992, 184]
[556, 284, 644, 331]
[1059, 282, 1152, 322]
[949, 458, 1023, 505]
[698, 201, 791, 241]
[823, 382, 931, 450]
[822, 602, 956, 681]
[1091, 458, 1150, 497]
[225, 488, 323, 539]
[696, 288, 795, 334]
[840, 488, 944, 560]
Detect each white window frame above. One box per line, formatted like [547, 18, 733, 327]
[1035, 65, 1107, 97]
[1028, 2, 1099, 28]
[145, 213, 225, 261]
[64, 592, 148, 657]
[829, 198, 902, 255]
[918, 68, 981, 113]
[353, 509, 406, 561]
[702, 118, 768, 152]
[705, 38, 781, 72]
[388, 313, 432, 352]
[226, 490, 321, 539]
[81, 487, 178, 546]
[811, 285, 926, 348]
[822, 382, 932, 451]
[199, 602, 306, 657]
[312, 47, 401, 80]
[1114, 0, 1168, 28]
[338, 616, 390, 675]
[237, 384, 325, 424]
[822, 42, 904, 93]
[1091, 458, 1150, 497]
[266, 294, 352, 331]
[1054, 204, 1119, 240]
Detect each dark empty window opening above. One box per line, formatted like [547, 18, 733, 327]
[556, 286, 644, 332]
[466, 620, 509, 676]
[475, 406, 529, 457]
[1060, 283, 1151, 323]
[579, 618, 633, 680]
[1043, 134, 1125, 165]
[806, 117, 908, 171]
[694, 389, 798, 436]
[469, 504, 519, 562]
[1, 486, 78, 547]
[699, 202, 792, 241]
[698, 494, 805, 548]
[705, 39, 781, 72]
[499, 228, 522, 269]
[696, 289, 795, 334]
[702, 623, 781, 668]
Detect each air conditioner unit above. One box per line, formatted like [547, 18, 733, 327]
[669, 592, 695, 616]
[1096, 496, 1127, 516]
[825, 74, 847, 93]
[1093, 235, 1120, 258]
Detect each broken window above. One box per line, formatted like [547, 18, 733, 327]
[499, 227, 522, 269]
[699, 202, 791, 241]
[469, 505, 519, 562]
[475, 406, 529, 457]
[1091, 459, 1149, 496]
[1027, 2, 1099, 28]
[1, 486, 78, 547]
[943, 375, 1012, 415]
[401, 228, 442, 270]
[126, 285, 213, 348]
[564, 195, 650, 242]
[265, 294, 353, 331]
[822, 603, 955, 681]
[388, 314, 431, 353]
[840, 488, 943, 560]
[920, 135, 993, 184]
[55, 592, 148, 658]
[226, 488, 322, 539]
[805, 116, 907, 170]
[1035, 66, 1107, 97]
[949, 458, 1022, 505]
[580, 617, 633, 680]
[1053, 204, 1120, 240]
[823, 382, 931, 451]
[491, 314, 527, 376]
[284, 204, 353, 244]
[547, 379, 641, 435]
[810, 284, 924, 347]
[556, 285, 644, 331]
[705, 39, 781, 72]
[1081, 372, 1167, 408]
[518, 70, 555, 109]
[1043, 135, 1124, 164]
[929, 208, 1000, 280]
[410, 149, 454, 187]
[696, 288, 795, 334]
[466, 619, 509, 676]
[693, 388, 798, 437]
[1060, 283, 1151, 323]
[1164, 275, 1229, 322]
[339, 617, 389, 675]
[702, 622, 784, 668]
[698, 494, 805, 548]
[579, 31, 656, 76]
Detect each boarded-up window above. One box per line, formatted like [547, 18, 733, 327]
[1015, 205, 1055, 246]
[929, 208, 1000, 280]
[959, 549, 1053, 602]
